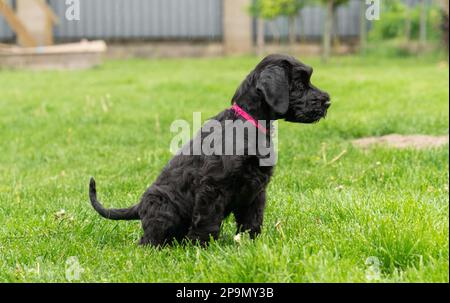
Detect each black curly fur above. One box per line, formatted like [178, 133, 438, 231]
[89, 54, 330, 247]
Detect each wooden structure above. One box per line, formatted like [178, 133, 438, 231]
[0, 40, 107, 70]
[0, 0, 58, 46]
[0, 0, 106, 69]
[0, 0, 38, 46]
[223, 0, 253, 55]
[16, 0, 59, 46]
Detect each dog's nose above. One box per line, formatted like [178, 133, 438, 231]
[321, 92, 331, 109]
[321, 91, 331, 108]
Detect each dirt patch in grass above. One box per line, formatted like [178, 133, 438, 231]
[352, 134, 449, 150]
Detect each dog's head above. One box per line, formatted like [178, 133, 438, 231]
[233, 54, 330, 124]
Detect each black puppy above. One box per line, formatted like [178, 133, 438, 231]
[89, 54, 330, 246]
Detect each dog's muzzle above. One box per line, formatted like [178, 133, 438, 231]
[285, 89, 331, 124]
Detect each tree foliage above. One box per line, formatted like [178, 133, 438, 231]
[316, 0, 349, 9]
[249, 0, 309, 20]
[368, 0, 441, 41]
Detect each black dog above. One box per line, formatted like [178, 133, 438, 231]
[89, 54, 330, 246]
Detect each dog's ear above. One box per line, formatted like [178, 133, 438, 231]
[256, 65, 289, 115]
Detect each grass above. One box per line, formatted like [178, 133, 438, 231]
[0, 55, 448, 282]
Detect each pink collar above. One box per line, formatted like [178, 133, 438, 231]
[231, 103, 267, 134]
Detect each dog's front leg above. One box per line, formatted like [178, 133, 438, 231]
[234, 190, 266, 239]
[186, 190, 225, 246]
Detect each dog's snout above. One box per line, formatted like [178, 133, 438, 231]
[319, 91, 330, 101]
[310, 86, 330, 101]
[324, 100, 331, 109]
[320, 92, 331, 108]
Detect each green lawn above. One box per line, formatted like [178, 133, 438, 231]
[0, 55, 448, 282]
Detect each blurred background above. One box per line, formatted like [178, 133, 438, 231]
[0, 0, 448, 68]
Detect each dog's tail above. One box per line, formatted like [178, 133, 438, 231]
[89, 177, 140, 220]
